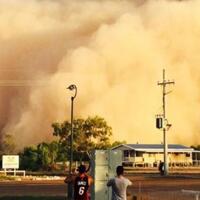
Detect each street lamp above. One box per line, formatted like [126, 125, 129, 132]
[67, 84, 77, 200]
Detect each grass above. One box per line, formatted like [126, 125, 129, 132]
[0, 175, 16, 181]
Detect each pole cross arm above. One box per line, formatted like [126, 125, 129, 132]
[157, 80, 175, 86]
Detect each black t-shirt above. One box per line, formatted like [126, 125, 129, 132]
[74, 174, 89, 200]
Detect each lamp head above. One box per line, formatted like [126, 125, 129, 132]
[67, 84, 77, 98]
[67, 84, 76, 91]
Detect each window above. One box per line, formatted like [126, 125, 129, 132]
[124, 150, 129, 157]
[130, 151, 135, 157]
[136, 151, 143, 157]
[186, 153, 190, 157]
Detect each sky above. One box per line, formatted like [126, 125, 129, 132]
[0, 0, 200, 149]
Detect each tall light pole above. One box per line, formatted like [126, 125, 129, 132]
[67, 84, 77, 200]
[157, 69, 174, 176]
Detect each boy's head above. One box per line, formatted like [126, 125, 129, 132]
[78, 165, 86, 174]
[116, 165, 124, 176]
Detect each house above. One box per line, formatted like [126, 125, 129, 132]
[112, 144, 199, 167]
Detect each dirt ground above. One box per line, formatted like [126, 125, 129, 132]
[127, 174, 200, 191]
[0, 174, 199, 199]
[126, 174, 200, 200]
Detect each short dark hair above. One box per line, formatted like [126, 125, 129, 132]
[78, 165, 86, 174]
[116, 165, 124, 175]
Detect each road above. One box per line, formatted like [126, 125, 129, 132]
[0, 175, 199, 197]
[0, 180, 67, 197]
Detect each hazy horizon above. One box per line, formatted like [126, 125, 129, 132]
[0, 0, 200, 149]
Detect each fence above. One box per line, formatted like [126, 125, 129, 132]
[0, 169, 25, 177]
[131, 190, 200, 200]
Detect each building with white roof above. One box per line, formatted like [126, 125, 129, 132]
[112, 144, 200, 167]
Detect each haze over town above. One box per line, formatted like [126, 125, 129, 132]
[0, 0, 200, 149]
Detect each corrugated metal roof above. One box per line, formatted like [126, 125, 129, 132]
[112, 144, 194, 152]
[192, 150, 200, 153]
[126, 144, 192, 150]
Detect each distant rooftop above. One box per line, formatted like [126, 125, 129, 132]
[112, 144, 194, 152]
[126, 144, 191, 149]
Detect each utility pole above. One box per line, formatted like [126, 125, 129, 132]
[157, 69, 175, 176]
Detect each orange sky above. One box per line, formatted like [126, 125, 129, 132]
[0, 0, 200, 149]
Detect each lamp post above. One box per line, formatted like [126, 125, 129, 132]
[67, 84, 77, 200]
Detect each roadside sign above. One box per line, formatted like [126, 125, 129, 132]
[2, 155, 19, 169]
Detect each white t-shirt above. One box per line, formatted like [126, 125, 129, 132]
[107, 176, 132, 200]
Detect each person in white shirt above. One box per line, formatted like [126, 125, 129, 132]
[107, 165, 132, 200]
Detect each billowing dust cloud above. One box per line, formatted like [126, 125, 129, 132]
[0, 0, 200, 150]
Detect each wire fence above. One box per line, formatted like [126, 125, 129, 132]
[131, 190, 200, 200]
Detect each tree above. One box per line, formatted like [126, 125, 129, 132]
[20, 146, 40, 171]
[37, 142, 51, 170]
[20, 141, 61, 171]
[19, 116, 124, 170]
[0, 134, 16, 155]
[111, 140, 126, 148]
[48, 141, 59, 165]
[191, 145, 200, 150]
[52, 116, 113, 160]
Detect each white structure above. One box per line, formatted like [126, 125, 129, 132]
[112, 144, 200, 167]
[91, 150, 122, 200]
[1, 155, 25, 176]
[2, 155, 19, 169]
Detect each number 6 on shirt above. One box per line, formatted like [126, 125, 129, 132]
[79, 186, 85, 195]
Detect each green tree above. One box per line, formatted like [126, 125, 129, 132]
[191, 145, 200, 150]
[37, 142, 51, 170]
[49, 141, 59, 164]
[20, 146, 39, 171]
[52, 116, 113, 160]
[111, 140, 126, 148]
[56, 142, 68, 162]
[20, 141, 61, 171]
[19, 116, 125, 170]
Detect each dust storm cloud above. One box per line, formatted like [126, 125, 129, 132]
[0, 0, 199, 149]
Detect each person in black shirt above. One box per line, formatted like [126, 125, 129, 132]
[64, 164, 93, 200]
